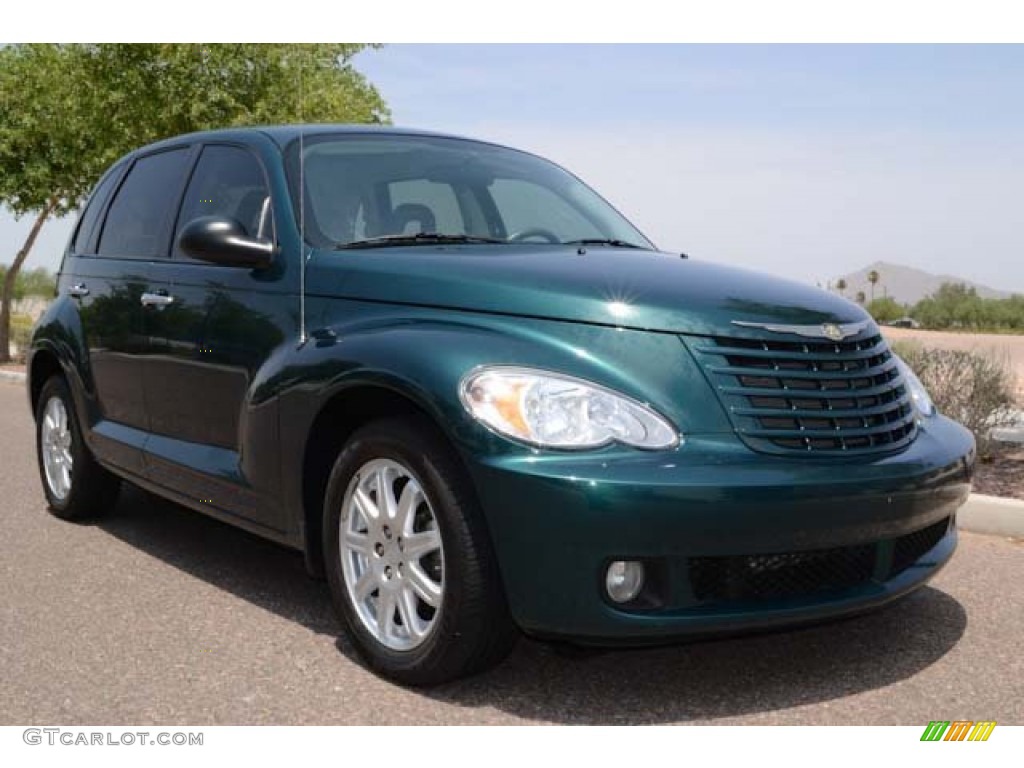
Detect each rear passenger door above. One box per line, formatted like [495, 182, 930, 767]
[141, 143, 289, 530]
[66, 147, 193, 475]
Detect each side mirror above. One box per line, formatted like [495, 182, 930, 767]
[178, 216, 275, 269]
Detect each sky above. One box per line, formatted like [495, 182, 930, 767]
[4, 44, 1023, 292]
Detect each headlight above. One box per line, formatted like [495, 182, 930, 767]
[459, 366, 680, 450]
[896, 357, 936, 418]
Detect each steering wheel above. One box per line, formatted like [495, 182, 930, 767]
[507, 227, 560, 244]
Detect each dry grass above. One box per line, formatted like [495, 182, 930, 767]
[883, 327, 1024, 403]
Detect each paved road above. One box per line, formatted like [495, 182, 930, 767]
[1, 380, 1022, 725]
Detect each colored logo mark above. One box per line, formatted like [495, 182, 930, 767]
[920, 721, 996, 742]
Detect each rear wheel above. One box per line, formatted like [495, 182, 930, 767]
[35, 375, 120, 520]
[323, 417, 516, 685]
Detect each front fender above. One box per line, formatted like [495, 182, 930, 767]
[270, 299, 731, 541]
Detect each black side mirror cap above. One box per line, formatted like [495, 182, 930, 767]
[178, 216, 276, 270]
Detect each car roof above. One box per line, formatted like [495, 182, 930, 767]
[132, 124, 498, 156]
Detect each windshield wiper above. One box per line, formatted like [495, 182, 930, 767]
[562, 238, 648, 250]
[334, 233, 506, 250]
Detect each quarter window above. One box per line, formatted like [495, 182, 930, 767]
[70, 165, 124, 255]
[97, 149, 191, 258]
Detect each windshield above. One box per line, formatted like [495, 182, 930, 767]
[284, 133, 654, 250]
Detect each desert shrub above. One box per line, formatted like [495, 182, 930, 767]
[892, 341, 1019, 456]
[9, 314, 33, 363]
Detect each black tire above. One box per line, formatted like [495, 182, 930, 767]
[35, 375, 120, 520]
[323, 416, 516, 685]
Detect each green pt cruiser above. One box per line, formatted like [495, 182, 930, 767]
[28, 126, 975, 685]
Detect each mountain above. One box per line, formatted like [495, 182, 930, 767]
[830, 261, 1013, 306]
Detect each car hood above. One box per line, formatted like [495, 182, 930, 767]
[307, 245, 871, 337]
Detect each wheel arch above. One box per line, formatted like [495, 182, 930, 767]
[28, 346, 65, 415]
[299, 380, 482, 580]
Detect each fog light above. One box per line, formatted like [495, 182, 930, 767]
[605, 560, 644, 603]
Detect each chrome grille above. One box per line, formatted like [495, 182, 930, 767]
[693, 332, 918, 454]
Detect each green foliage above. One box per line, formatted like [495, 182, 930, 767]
[0, 45, 96, 217]
[893, 341, 1019, 456]
[0, 43, 388, 362]
[865, 296, 906, 324]
[1, 43, 389, 217]
[910, 282, 1024, 332]
[0, 266, 55, 301]
[69, 44, 389, 176]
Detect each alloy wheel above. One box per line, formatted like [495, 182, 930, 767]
[339, 458, 445, 651]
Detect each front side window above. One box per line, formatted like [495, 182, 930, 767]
[97, 149, 191, 258]
[174, 145, 272, 258]
[286, 134, 653, 250]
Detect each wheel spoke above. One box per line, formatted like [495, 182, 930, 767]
[377, 591, 398, 640]
[353, 487, 379, 523]
[396, 479, 423, 534]
[404, 528, 441, 559]
[375, 467, 396, 520]
[397, 586, 424, 639]
[342, 529, 372, 556]
[406, 562, 442, 607]
[352, 569, 376, 601]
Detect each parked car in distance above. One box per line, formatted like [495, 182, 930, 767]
[29, 126, 975, 685]
[887, 317, 922, 329]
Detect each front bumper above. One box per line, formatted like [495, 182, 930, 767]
[465, 415, 974, 642]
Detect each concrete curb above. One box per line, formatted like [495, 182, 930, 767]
[958, 493, 1024, 537]
[0, 370, 26, 384]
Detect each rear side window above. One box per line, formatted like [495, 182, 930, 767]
[97, 148, 191, 258]
[70, 165, 124, 255]
[174, 145, 271, 256]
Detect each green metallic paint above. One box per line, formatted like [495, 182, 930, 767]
[28, 126, 976, 645]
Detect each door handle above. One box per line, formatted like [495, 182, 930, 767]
[67, 283, 90, 298]
[140, 291, 176, 308]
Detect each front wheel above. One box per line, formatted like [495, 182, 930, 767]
[323, 417, 516, 685]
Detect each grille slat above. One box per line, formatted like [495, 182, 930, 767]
[732, 400, 912, 420]
[696, 330, 918, 455]
[709, 358, 899, 382]
[694, 337, 889, 363]
[720, 379, 905, 401]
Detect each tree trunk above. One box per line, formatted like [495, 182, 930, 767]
[0, 198, 58, 364]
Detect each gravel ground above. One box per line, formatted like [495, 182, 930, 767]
[1, 379, 1023, 725]
[973, 448, 1024, 501]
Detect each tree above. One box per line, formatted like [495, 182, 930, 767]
[855, 291, 866, 305]
[867, 269, 880, 301]
[865, 296, 905, 324]
[835, 278, 848, 297]
[0, 43, 388, 363]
